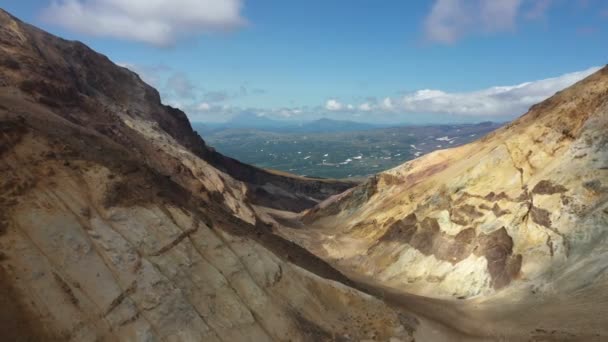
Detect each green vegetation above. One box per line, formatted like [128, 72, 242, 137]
[200, 122, 501, 179]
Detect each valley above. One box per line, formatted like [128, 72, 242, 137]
[0, 8, 606, 342]
[198, 122, 501, 178]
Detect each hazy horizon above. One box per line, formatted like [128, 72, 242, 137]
[5, 1, 606, 125]
[190, 110, 512, 126]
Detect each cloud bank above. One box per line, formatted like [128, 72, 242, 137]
[288, 66, 599, 120]
[392, 66, 600, 116]
[424, 0, 553, 44]
[325, 99, 345, 111]
[42, 0, 246, 46]
[121, 62, 600, 123]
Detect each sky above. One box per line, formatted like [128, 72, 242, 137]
[3, 0, 608, 124]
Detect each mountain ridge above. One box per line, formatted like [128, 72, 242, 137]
[196, 115, 383, 134]
[0, 9, 417, 341]
[0, 8, 355, 212]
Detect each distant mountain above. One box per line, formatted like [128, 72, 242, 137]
[226, 112, 295, 130]
[193, 115, 381, 134]
[293, 118, 378, 133]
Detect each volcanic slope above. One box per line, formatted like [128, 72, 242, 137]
[276, 65, 608, 340]
[0, 9, 420, 342]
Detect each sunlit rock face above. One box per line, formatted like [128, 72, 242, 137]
[0, 140, 412, 341]
[296, 65, 608, 299]
[275, 67, 608, 340]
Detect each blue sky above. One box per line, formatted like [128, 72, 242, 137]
[3, 1, 607, 123]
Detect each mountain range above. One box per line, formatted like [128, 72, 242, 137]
[195, 113, 382, 134]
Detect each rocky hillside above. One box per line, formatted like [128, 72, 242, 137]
[278, 65, 608, 339]
[0, 9, 353, 214]
[0, 9, 415, 342]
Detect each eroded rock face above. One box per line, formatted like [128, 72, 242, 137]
[372, 215, 522, 290]
[251, 64, 608, 337]
[0, 136, 413, 341]
[0, 9, 411, 342]
[277, 65, 608, 337]
[11, 167, 406, 340]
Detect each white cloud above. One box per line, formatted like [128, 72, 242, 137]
[381, 97, 394, 110]
[325, 99, 356, 112]
[424, 0, 550, 43]
[325, 99, 344, 111]
[358, 102, 373, 111]
[197, 102, 211, 111]
[119, 64, 600, 123]
[479, 0, 522, 31]
[394, 66, 600, 116]
[42, 0, 246, 46]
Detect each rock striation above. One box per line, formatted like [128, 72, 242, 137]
[279, 63, 608, 340]
[0, 9, 412, 342]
